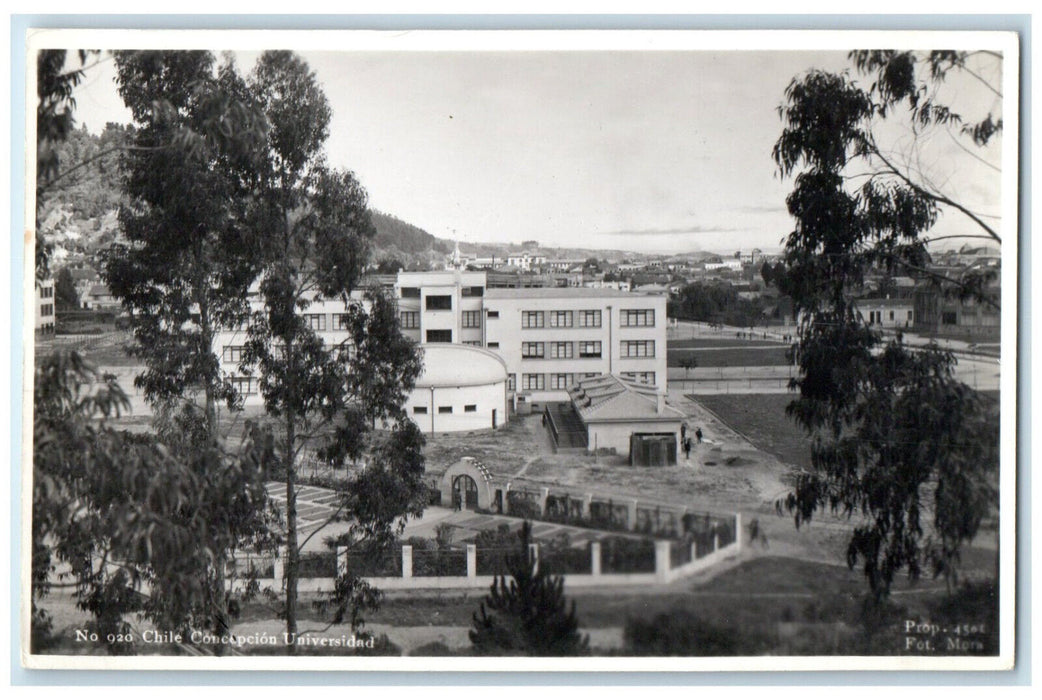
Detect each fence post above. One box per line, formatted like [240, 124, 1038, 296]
[690, 541, 697, 562]
[590, 541, 602, 577]
[626, 499, 639, 531]
[581, 493, 593, 519]
[735, 514, 743, 553]
[336, 547, 347, 577]
[466, 544, 477, 578]
[402, 545, 413, 578]
[654, 540, 670, 582]
[528, 543, 540, 574]
[713, 532, 720, 555]
[539, 487, 550, 516]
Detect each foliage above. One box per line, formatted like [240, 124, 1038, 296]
[470, 522, 589, 656]
[104, 50, 268, 425]
[32, 351, 276, 653]
[668, 281, 764, 327]
[624, 609, 770, 656]
[54, 267, 80, 311]
[772, 50, 1001, 600]
[599, 536, 657, 574]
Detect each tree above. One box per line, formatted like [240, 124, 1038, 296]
[240, 50, 423, 652]
[104, 50, 268, 432]
[54, 267, 79, 311]
[470, 522, 589, 656]
[772, 50, 1001, 600]
[679, 355, 698, 378]
[32, 351, 275, 654]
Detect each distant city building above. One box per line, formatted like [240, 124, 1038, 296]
[856, 297, 916, 329]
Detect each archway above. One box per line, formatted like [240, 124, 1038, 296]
[440, 457, 496, 511]
[452, 474, 479, 510]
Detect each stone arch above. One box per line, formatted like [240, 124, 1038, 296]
[440, 457, 496, 510]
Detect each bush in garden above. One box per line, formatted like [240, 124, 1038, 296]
[470, 521, 589, 656]
[624, 610, 770, 655]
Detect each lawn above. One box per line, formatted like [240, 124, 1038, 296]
[668, 346, 791, 367]
[669, 338, 789, 349]
[690, 393, 812, 470]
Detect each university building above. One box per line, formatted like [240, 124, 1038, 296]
[214, 269, 667, 432]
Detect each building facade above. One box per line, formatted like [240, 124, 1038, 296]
[214, 269, 667, 430]
[35, 278, 55, 334]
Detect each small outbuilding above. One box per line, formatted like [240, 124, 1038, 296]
[567, 375, 686, 466]
[407, 344, 509, 434]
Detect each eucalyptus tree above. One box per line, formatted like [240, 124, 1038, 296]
[773, 50, 1001, 600]
[241, 51, 424, 650]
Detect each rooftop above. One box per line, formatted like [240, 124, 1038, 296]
[485, 287, 653, 300]
[567, 374, 685, 423]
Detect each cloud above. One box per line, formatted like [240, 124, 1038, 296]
[600, 224, 743, 237]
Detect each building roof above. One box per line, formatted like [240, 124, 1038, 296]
[567, 374, 685, 423]
[414, 343, 508, 388]
[485, 287, 648, 300]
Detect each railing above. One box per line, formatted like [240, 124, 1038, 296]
[543, 406, 560, 452]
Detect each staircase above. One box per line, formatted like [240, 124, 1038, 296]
[543, 402, 588, 451]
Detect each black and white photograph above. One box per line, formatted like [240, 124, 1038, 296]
[21, 28, 1018, 671]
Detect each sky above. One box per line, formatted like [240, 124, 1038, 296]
[68, 43, 1005, 255]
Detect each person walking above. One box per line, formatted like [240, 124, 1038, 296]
[695, 427, 703, 444]
[683, 437, 692, 463]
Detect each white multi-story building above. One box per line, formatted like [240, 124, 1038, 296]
[214, 269, 667, 428]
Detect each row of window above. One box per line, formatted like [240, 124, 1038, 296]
[400, 310, 482, 329]
[867, 309, 914, 324]
[519, 308, 654, 328]
[39, 303, 54, 316]
[508, 371, 657, 392]
[519, 340, 655, 359]
[39, 286, 53, 299]
[413, 404, 479, 415]
[400, 286, 484, 300]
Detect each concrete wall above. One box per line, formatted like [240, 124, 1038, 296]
[408, 381, 508, 434]
[586, 420, 681, 457]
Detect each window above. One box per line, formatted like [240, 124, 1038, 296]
[507, 374, 516, 391]
[488, 342, 500, 348]
[621, 340, 655, 358]
[578, 309, 601, 327]
[400, 311, 419, 329]
[550, 341, 573, 359]
[907, 310, 914, 320]
[522, 342, 545, 359]
[426, 295, 452, 310]
[549, 310, 573, 328]
[305, 314, 327, 331]
[522, 310, 544, 328]
[222, 345, 244, 363]
[427, 329, 452, 343]
[550, 373, 575, 390]
[413, 406, 428, 415]
[231, 376, 256, 396]
[487, 310, 499, 319]
[621, 309, 655, 327]
[623, 371, 656, 385]
[438, 406, 453, 414]
[889, 310, 895, 321]
[462, 310, 482, 328]
[579, 341, 602, 358]
[942, 311, 958, 325]
[334, 313, 352, 330]
[464, 404, 477, 413]
[462, 286, 484, 297]
[522, 373, 545, 391]
[400, 287, 421, 298]
[463, 340, 482, 346]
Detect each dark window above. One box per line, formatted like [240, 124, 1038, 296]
[579, 341, 602, 358]
[487, 310, 500, 319]
[401, 287, 421, 298]
[522, 310, 544, 328]
[400, 311, 419, 329]
[488, 342, 500, 348]
[413, 406, 428, 414]
[426, 295, 452, 310]
[942, 311, 958, 325]
[522, 342, 545, 358]
[462, 286, 484, 297]
[464, 404, 477, 413]
[507, 374, 516, 391]
[438, 406, 453, 414]
[427, 329, 452, 343]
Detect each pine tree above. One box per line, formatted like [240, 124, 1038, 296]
[470, 521, 588, 656]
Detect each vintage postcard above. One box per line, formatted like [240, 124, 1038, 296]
[20, 28, 1019, 672]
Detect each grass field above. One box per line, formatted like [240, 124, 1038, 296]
[668, 347, 791, 367]
[690, 393, 812, 470]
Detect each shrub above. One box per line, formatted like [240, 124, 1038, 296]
[624, 610, 770, 655]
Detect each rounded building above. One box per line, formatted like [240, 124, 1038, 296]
[407, 344, 509, 433]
